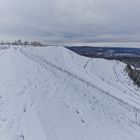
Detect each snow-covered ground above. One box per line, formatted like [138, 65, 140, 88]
[0, 46, 140, 140]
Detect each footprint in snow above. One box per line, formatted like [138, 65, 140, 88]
[18, 135, 24, 140]
[75, 109, 86, 124]
[81, 118, 85, 123]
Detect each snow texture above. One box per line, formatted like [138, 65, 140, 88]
[0, 46, 140, 140]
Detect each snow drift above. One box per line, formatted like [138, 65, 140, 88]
[0, 46, 140, 140]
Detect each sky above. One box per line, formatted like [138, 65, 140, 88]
[0, 0, 140, 42]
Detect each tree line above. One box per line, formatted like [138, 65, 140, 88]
[0, 39, 46, 47]
[126, 64, 140, 87]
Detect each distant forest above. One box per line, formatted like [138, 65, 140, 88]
[0, 39, 46, 46]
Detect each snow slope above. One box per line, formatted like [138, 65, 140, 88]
[0, 46, 140, 140]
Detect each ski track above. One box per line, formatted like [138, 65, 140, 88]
[113, 62, 140, 98]
[19, 48, 140, 124]
[85, 59, 140, 104]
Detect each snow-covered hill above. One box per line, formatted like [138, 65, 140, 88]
[0, 46, 140, 140]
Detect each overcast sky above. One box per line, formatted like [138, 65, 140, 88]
[0, 0, 140, 42]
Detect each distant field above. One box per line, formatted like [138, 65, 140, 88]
[50, 42, 140, 48]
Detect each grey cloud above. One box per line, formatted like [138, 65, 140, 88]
[0, 0, 140, 42]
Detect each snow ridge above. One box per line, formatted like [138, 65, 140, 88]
[0, 46, 140, 140]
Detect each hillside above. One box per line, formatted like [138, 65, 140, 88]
[0, 46, 140, 140]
